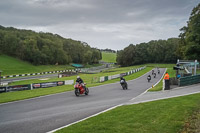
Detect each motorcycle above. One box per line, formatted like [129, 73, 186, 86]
[147, 75, 151, 82]
[153, 73, 156, 78]
[158, 70, 160, 74]
[120, 79, 128, 90]
[74, 82, 89, 96]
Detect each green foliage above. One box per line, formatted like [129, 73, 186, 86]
[0, 26, 102, 65]
[117, 38, 179, 66]
[101, 52, 117, 63]
[179, 3, 200, 61]
[56, 93, 200, 133]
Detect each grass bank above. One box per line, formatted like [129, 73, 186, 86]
[0, 55, 74, 76]
[56, 93, 200, 133]
[101, 52, 116, 63]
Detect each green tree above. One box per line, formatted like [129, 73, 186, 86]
[179, 3, 200, 60]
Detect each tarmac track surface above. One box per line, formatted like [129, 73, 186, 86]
[0, 68, 165, 133]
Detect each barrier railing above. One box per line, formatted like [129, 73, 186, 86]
[99, 66, 146, 82]
[0, 80, 74, 93]
[178, 74, 200, 86]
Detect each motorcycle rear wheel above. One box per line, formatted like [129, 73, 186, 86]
[85, 88, 89, 95]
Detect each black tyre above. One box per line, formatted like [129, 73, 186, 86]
[85, 88, 89, 95]
[122, 84, 125, 90]
[75, 89, 80, 96]
[125, 83, 128, 89]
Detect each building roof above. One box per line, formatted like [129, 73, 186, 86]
[71, 64, 83, 68]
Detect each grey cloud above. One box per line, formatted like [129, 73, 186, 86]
[0, 0, 199, 50]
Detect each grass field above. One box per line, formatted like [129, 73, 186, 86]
[101, 52, 116, 63]
[0, 65, 152, 103]
[56, 93, 200, 133]
[0, 55, 74, 76]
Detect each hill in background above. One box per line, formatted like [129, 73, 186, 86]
[101, 52, 116, 63]
[0, 55, 74, 76]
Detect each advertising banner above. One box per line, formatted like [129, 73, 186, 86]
[6, 85, 30, 92]
[65, 80, 74, 85]
[57, 81, 65, 86]
[32, 83, 41, 89]
[0, 87, 6, 93]
[40, 82, 57, 88]
[100, 76, 105, 82]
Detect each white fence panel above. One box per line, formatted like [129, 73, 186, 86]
[65, 80, 74, 85]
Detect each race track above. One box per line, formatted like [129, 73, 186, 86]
[0, 68, 165, 133]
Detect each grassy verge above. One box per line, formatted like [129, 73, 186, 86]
[56, 93, 200, 133]
[0, 66, 152, 103]
[181, 106, 200, 133]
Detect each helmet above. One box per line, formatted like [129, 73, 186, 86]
[77, 76, 80, 79]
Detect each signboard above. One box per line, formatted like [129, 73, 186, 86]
[33, 81, 65, 89]
[32, 83, 41, 89]
[57, 81, 65, 86]
[6, 85, 30, 92]
[65, 80, 74, 85]
[0, 87, 6, 93]
[40, 82, 57, 88]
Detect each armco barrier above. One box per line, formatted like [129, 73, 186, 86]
[178, 74, 200, 86]
[0, 84, 31, 93]
[100, 76, 105, 82]
[1, 69, 77, 79]
[99, 66, 146, 82]
[104, 76, 109, 81]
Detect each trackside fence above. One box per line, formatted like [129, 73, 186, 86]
[178, 74, 200, 86]
[99, 66, 146, 82]
[0, 68, 91, 79]
[0, 80, 74, 93]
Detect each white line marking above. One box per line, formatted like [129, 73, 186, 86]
[46, 68, 161, 133]
[130, 68, 166, 101]
[47, 68, 199, 133]
[47, 104, 124, 133]
[128, 91, 200, 105]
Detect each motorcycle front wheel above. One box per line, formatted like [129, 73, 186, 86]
[75, 88, 80, 96]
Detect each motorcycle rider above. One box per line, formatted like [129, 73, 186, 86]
[120, 76, 127, 89]
[147, 74, 151, 82]
[152, 69, 154, 75]
[120, 76, 126, 82]
[76, 76, 86, 90]
[153, 73, 156, 78]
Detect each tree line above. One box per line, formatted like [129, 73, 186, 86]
[117, 38, 180, 66]
[117, 3, 200, 66]
[0, 26, 102, 65]
[100, 48, 116, 53]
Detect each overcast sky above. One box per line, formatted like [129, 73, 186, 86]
[0, 0, 199, 50]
